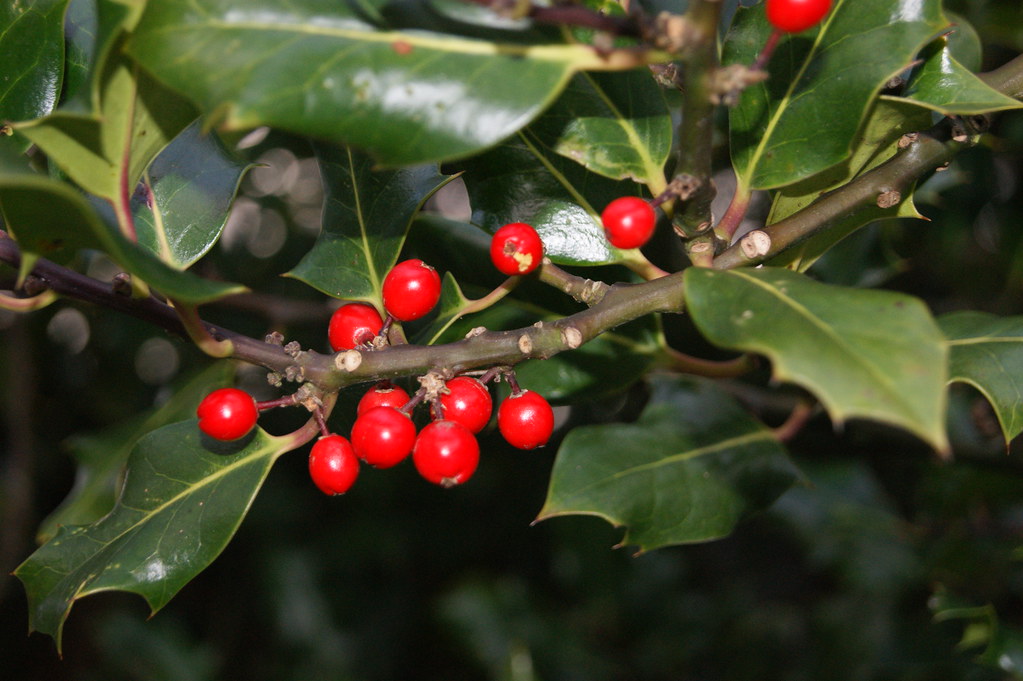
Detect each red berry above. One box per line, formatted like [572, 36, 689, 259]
[765, 0, 832, 33]
[382, 259, 442, 322]
[350, 406, 417, 468]
[413, 420, 480, 487]
[308, 435, 360, 496]
[490, 222, 544, 276]
[432, 376, 492, 434]
[328, 302, 384, 351]
[498, 390, 555, 450]
[357, 381, 411, 416]
[600, 196, 657, 250]
[197, 388, 258, 441]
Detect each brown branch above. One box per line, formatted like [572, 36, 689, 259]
[0, 230, 688, 395]
[671, 0, 722, 240]
[712, 53, 1023, 269]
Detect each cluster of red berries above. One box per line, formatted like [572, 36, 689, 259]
[195, 377, 554, 496]
[311, 377, 554, 495]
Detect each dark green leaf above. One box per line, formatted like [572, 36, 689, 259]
[0, 171, 245, 302]
[16, 421, 290, 651]
[527, 70, 671, 188]
[460, 136, 637, 266]
[724, 0, 946, 189]
[37, 364, 236, 543]
[126, 0, 643, 165]
[684, 267, 949, 451]
[15, 57, 197, 207]
[944, 12, 983, 72]
[889, 38, 1023, 116]
[767, 99, 930, 271]
[537, 376, 799, 551]
[931, 586, 1023, 677]
[59, 0, 138, 115]
[133, 120, 252, 269]
[286, 144, 451, 303]
[940, 311, 1023, 445]
[0, 0, 67, 122]
[59, 0, 99, 113]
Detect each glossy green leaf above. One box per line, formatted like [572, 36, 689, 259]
[286, 144, 451, 303]
[59, 0, 99, 113]
[37, 364, 236, 543]
[0, 0, 67, 121]
[133, 120, 252, 269]
[15, 54, 196, 208]
[15, 421, 290, 651]
[767, 99, 930, 271]
[944, 12, 983, 72]
[527, 70, 671, 188]
[684, 267, 949, 451]
[58, 0, 137, 115]
[940, 311, 1023, 445]
[0, 171, 245, 302]
[537, 376, 799, 551]
[460, 135, 639, 266]
[889, 38, 1023, 116]
[126, 0, 650, 166]
[724, 0, 946, 190]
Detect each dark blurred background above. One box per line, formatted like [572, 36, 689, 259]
[3, 1, 1023, 679]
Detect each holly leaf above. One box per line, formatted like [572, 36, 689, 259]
[888, 37, 1023, 116]
[724, 0, 946, 190]
[527, 69, 672, 189]
[0, 171, 245, 302]
[36, 364, 236, 543]
[0, 0, 67, 121]
[684, 267, 949, 452]
[537, 376, 800, 551]
[126, 0, 659, 166]
[767, 99, 931, 271]
[132, 120, 252, 269]
[15, 51, 197, 213]
[460, 135, 639, 266]
[286, 144, 452, 304]
[940, 311, 1023, 446]
[15, 421, 291, 652]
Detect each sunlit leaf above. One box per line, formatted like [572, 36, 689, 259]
[527, 69, 671, 189]
[684, 267, 949, 451]
[0, 171, 244, 302]
[940, 311, 1023, 446]
[767, 99, 930, 271]
[126, 0, 660, 166]
[133, 121, 252, 269]
[15, 57, 196, 210]
[286, 144, 451, 303]
[460, 136, 638, 266]
[537, 376, 799, 551]
[0, 0, 67, 121]
[724, 0, 946, 190]
[16, 421, 290, 652]
[888, 38, 1023, 115]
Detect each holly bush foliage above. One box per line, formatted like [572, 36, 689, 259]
[3, 0, 1023, 678]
